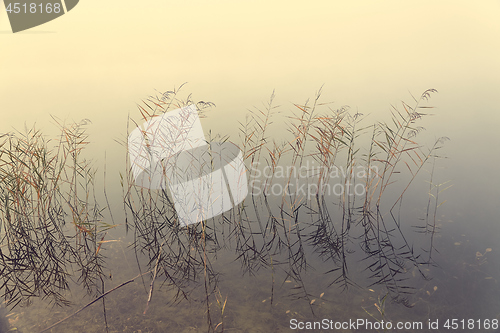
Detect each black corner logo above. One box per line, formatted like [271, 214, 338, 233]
[3, 0, 79, 33]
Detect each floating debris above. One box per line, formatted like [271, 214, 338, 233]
[368, 289, 375, 292]
[426, 291, 431, 296]
[310, 299, 316, 305]
[454, 242, 461, 246]
[286, 310, 290, 314]
[433, 286, 438, 291]
[485, 248, 492, 253]
[320, 292, 325, 298]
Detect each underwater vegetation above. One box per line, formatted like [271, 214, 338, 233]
[0, 86, 453, 332]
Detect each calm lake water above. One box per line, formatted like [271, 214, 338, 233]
[1, 1, 500, 332]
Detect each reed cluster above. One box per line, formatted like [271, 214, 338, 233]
[122, 86, 448, 331]
[0, 119, 111, 308]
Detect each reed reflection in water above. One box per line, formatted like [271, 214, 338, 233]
[3, 88, 496, 333]
[119, 87, 449, 331]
